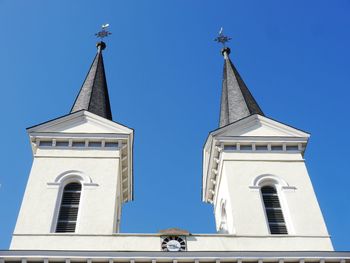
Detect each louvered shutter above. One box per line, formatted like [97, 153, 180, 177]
[261, 186, 288, 234]
[55, 182, 81, 233]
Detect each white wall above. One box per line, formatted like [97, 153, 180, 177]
[213, 151, 331, 239]
[12, 147, 121, 237]
[10, 234, 333, 251]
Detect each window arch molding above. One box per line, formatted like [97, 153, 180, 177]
[251, 174, 289, 189]
[47, 170, 98, 188]
[54, 170, 90, 184]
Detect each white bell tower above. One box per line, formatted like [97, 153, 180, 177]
[202, 43, 333, 250]
[10, 41, 134, 250]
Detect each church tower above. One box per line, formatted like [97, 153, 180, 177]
[10, 39, 133, 249]
[202, 33, 333, 249]
[2, 25, 347, 263]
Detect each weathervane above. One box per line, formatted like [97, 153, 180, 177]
[95, 24, 112, 40]
[214, 27, 231, 47]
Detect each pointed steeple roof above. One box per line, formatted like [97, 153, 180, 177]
[219, 47, 264, 127]
[71, 41, 113, 120]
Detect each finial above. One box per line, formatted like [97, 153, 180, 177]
[214, 27, 232, 58]
[95, 24, 111, 51]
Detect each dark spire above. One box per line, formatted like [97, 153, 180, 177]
[219, 47, 264, 127]
[71, 41, 113, 120]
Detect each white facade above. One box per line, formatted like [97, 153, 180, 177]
[10, 233, 332, 251]
[11, 110, 133, 248]
[10, 112, 334, 252]
[202, 114, 333, 250]
[7, 38, 336, 252]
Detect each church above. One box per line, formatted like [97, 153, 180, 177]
[1, 27, 349, 263]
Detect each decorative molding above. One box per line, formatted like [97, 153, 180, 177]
[211, 114, 310, 138]
[47, 170, 98, 188]
[251, 174, 291, 188]
[55, 170, 91, 183]
[27, 110, 133, 134]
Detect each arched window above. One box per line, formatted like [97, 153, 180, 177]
[55, 182, 82, 233]
[219, 201, 228, 233]
[261, 185, 288, 234]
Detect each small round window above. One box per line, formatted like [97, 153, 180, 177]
[161, 236, 186, 251]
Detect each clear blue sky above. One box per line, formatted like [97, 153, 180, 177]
[0, 0, 349, 250]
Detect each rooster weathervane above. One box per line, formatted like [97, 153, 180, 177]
[214, 27, 231, 47]
[95, 24, 112, 40]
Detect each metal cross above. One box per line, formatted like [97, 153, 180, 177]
[95, 24, 112, 40]
[214, 27, 231, 47]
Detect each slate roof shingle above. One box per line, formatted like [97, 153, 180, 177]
[71, 41, 113, 120]
[219, 47, 264, 127]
